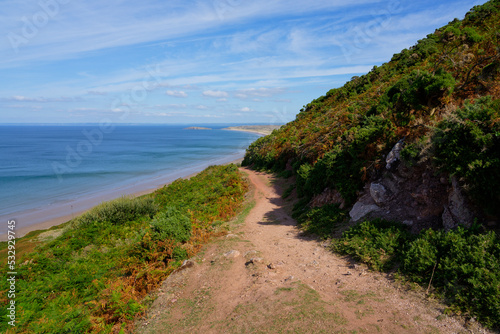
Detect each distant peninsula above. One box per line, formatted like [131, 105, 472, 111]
[184, 126, 212, 130]
[222, 125, 281, 136]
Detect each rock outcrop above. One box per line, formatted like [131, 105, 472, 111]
[348, 153, 477, 233]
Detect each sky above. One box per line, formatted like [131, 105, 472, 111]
[0, 0, 488, 124]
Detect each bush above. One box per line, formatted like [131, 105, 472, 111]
[154, 164, 247, 224]
[150, 207, 191, 242]
[431, 96, 500, 214]
[412, 36, 439, 59]
[172, 247, 189, 261]
[74, 196, 158, 227]
[332, 219, 411, 271]
[299, 115, 394, 204]
[296, 204, 347, 238]
[463, 26, 484, 44]
[465, 1, 500, 23]
[332, 218, 500, 328]
[386, 69, 455, 125]
[403, 227, 500, 328]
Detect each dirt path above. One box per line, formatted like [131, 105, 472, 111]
[135, 168, 490, 334]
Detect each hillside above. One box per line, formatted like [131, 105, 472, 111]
[0, 165, 248, 333]
[243, 0, 500, 329]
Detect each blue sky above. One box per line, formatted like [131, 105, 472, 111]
[0, 0, 487, 124]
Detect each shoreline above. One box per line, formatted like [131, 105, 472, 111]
[0, 157, 243, 242]
[222, 125, 281, 136]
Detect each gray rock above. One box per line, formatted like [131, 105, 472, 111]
[370, 183, 390, 205]
[244, 250, 258, 257]
[447, 177, 474, 228]
[349, 201, 380, 221]
[224, 250, 241, 258]
[386, 138, 405, 170]
[381, 177, 400, 196]
[442, 206, 457, 231]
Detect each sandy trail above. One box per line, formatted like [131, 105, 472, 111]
[135, 168, 490, 334]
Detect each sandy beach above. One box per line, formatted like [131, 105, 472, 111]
[0, 157, 244, 242]
[222, 125, 281, 136]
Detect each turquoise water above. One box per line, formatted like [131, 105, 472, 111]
[0, 125, 259, 232]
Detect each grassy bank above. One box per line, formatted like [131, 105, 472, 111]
[0, 164, 247, 333]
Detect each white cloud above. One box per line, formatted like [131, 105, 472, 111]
[240, 107, 253, 112]
[71, 107, 101, 112]
[166, 90, 188, 98]
[87, 90, 108, 96]
[234, 87, 286, 100]
[150, 104, 187, 110]
[202, 90, 228, 98]
[2, 95, 76, 102]
[0, 0, 382, 67]
[9, 95, 46, 102]
[0, 0, 482, 124]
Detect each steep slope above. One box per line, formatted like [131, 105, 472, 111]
[243, 0, 500, 219]
[243, 0, 500, 329]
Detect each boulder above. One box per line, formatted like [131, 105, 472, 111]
[386, 138, 405, 170]
[349, 201, 380, 222]
[370, 183, 390, 205]
[442, 177, 475, 230]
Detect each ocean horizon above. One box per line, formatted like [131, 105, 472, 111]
[0, 124, 261, 236]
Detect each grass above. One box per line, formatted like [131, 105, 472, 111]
[0, 164, 248, 333]
[221, 282, 348, 333]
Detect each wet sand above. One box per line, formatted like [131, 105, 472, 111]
[0, 157, 243, 241]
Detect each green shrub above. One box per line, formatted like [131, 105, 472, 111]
[296, 204, 347, 238]
[431, 96, 500, 214]
[400, 143, 421, 166]
[172, 247, 189, 261]
[402, 227, 500, 328]
[412, 36, 439, 58]
[463, 27, 484, 44]
[441, 24, 462, 41]
[74, 196, 158, 227]
[154, 164, 247, 225]
[465, 1, 500, 22]
[300, 116, 394, 204]
[386, 69, 455, 125]
[150, 207, 191, 242]
[332, 219, 500, 328]
[295, 163, 313, 197]
[332, 219, 411, 271]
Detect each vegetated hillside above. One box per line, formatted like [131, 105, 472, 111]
[244, 0, 499, 219]
[243, 0, 500, 329]
[0, 165, 247, 333]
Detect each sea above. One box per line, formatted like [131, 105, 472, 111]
[0, 124, 261, 237]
